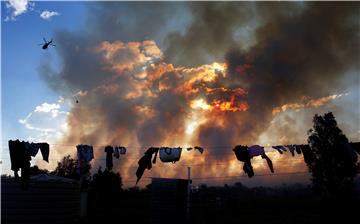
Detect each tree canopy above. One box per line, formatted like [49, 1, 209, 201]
[307, 112, 359, 198]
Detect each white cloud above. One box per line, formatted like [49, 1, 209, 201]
[5, 0, 34, 21]
[40, 10, 60, 20]
[18, 98, 69, 142]
[35, 102, 60, 113]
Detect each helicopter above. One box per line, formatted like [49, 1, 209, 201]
[38, 38, 55, 50]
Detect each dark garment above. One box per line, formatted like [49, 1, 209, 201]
[77, 145, 94, 162]
[233, 145, 250, 162]
[300, 145, 314, 165]
[136, 147, 159, 184]
[105, 146, 114, 170]
[272, 146, 287, 154]
[8, 140, 31, 189]
[119, 147, 127, 155]
[39, 143, 49, 162]
[194, 146, 204, 154]
[21, 152, 31, 190]
[287, 145, 296, 157]
[233, 145, 254, 178]
[8, 140, 23, 172]
[76, 145, 94, 175]
[295, 145, 302, 155]
[114, 147, 120, 159]
[28, 143, 40, 157]
[243, 161, 254, 178]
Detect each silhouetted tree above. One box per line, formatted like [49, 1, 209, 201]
[89, 167, 123, 207]
[51, 155, 87, 180]
[307, 112, 359, 198]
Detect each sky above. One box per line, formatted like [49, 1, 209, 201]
[1, 1, 359, 187]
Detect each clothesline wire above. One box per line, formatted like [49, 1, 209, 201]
[121, 171, 310, 183]
[0, 158, 305, 167]
[0, 140, 310, 149]
[0, 146, 298, 156]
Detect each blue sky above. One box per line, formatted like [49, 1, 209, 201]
[1, 1, 87, 172]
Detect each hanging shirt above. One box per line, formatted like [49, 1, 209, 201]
[39, 143, 50, 162]
[248, 145, 266, 158]
[136, 147, 159, 184]
[233, 145, 274, 177]
[233, 145, 250, 162]
[105, 146, 114, 170]
[76, 145, 94, 162]
[159, 147, 182, 163]
[28, 143, 40, 157]
[232, 145, 254, 177]
[8, 140, 24, 172]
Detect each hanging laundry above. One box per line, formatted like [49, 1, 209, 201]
[8, 140, 24, 179]
[159, 147, 182, 163]
[248, 145, 274, 173]
[233, 145, 274, 178]
[114, 147, 120, 159]
[194, 146, 205, 154]
[286, 145, 296, 157]
[27, 143, 40, 157]
[38, 143, 49, 162]
[136, 147, 159, 184]
[76, 145, 94, 162]
[22, 142, 50, 162]
[272, 146, 287, 154]
[233, 145, 253, 178]
[8, 140, 31, 189]
[294, 145, 302, 155]
[119, 146, 127, 155]
[76, 145, 94, 176]
[105, 146, 114, 170]
[21, 146, 31, 190]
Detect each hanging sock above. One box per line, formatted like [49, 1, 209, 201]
[194, 146, 204, 154]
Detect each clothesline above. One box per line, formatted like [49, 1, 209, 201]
[6, 140, 358, 186]
[121, 171, 310, 183]
[0, 146, 296, 156]
[0, 139, 310, 149]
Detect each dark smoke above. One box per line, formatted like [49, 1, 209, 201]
[197, 2, 359, 149]
[38, 2, 359, 184]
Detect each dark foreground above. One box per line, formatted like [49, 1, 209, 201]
[2, 176, 360, 224]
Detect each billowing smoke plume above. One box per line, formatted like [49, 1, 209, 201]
[39, 2, 359, 186]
